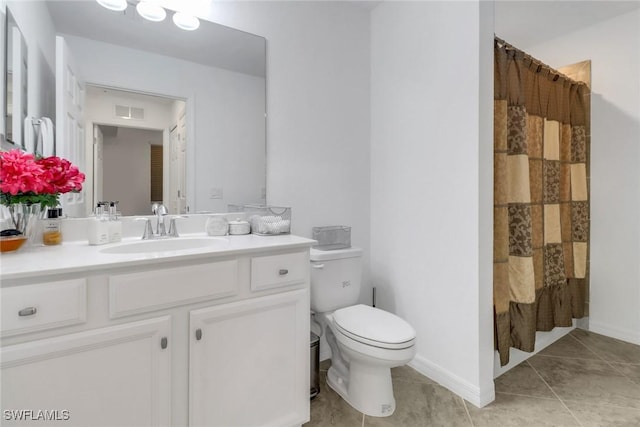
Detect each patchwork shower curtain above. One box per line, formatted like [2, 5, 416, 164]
[493, 38, 590, 366]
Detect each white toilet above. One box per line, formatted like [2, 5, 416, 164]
[310, 247, 416, 417]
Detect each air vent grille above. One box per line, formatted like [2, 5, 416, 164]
[115, 104, 144, 120]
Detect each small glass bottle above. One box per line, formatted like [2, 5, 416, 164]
[42, 207, 62, 246]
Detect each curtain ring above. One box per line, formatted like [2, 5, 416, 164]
[536, 64, 542, 73]
[553, 74, 560, 82]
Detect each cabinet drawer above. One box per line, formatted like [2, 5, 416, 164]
[1, 279, 87, 337]
[109, 260, 238, 318]
[251, 252, 308, 292]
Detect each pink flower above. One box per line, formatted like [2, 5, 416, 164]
[38, 157, 85, 194]
[0, 149, 85, 203]
[0, 150, 47, 194]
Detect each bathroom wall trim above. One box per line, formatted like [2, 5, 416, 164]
[409, 355, 495, 408]
[589, 320, 640, 346]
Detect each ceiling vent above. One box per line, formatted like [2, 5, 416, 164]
[115, 104, 144, 120]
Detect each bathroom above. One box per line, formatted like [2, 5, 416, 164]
[1, 0, 639, 426]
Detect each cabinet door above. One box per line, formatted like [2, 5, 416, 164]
[1, 317, 171, 427]
[190, 289, 309, 427]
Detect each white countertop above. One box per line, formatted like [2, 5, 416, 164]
[0, 234, 315, 282]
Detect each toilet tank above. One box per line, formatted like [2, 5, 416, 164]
[310, 247, 362, 313]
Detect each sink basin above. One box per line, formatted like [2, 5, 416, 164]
[99, 238, 229, 254]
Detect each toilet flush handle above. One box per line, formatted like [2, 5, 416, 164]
[312, 263, 325, 269]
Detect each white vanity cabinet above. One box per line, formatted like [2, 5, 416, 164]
[1, 238, 312, 427]
[190, 289, 309, 427]
[1, 316, 172, 427]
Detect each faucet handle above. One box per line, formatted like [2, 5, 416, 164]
[167, 216, 187, 238]
[136, 217, 154, 240]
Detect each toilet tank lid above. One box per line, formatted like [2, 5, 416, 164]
[310, 247, 362, 261]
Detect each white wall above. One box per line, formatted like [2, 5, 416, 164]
[102, 127, 163, 216]
[516, 9, 640, 345]
[205, 1, 372, 302]
[63, 34, 266, 214]
[370, 1, 494, 407]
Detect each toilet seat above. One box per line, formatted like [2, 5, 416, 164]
[333, 305, 416, 350]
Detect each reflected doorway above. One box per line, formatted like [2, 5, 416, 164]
[85, 86, 186, 216]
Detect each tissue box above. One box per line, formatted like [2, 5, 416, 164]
[244, 205, 291, 235]
[312, 226, 351, 250]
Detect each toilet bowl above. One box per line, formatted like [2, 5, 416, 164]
[310, 247, 416, 417]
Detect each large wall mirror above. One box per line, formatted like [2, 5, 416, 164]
[2, 0, 266, 217]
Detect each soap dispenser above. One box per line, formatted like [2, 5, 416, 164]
[108, 201, 122, 243]
[88, 202, 109, 245]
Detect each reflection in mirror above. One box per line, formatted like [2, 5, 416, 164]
[0, 4, 5, 147]
[34, 1, 266, 215]
[87, 86, 186, 216]
[5, 9, 27, 149]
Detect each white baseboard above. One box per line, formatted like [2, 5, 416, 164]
[588, 320, 640, 345]
[408, 354, 495, 408]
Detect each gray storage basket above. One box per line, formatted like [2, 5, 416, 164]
[312, 226, 351, 250]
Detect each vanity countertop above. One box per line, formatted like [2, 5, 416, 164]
[1, 234, 315, 282]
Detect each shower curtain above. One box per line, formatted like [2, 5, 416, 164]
[493, 38, 590, 366]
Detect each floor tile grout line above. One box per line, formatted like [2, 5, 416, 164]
[525, 360, 585, 427]
[567, 333, 610, 361]
[461, 397, 475, 427]
[494, 391, 565, 401]
[559, 397, 640, 412]
[569, 333, 640, 387]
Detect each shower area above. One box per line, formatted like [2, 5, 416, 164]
[493, 37, 591, 366]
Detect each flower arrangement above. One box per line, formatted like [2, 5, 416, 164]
[0, 149, 85, 208]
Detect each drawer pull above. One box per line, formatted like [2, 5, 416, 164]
[195, 328, 202, 341]
[312, 263, 325, 269]
[18, 307, 37, 317]
[161, 337, 168, 349]
[279, 269, 289, 276]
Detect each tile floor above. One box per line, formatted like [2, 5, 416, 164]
[304, 329, 640, 426]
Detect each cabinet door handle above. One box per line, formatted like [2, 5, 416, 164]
[195, 329, 202, 341]
[312, 263, 325, 269]
[18, 307, 37, 317]
[279, 269, 289, 276]
[161, 337, 168, 349]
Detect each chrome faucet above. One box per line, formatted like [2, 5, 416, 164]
[139, 204, 186, 239]
[152, 203, 169, 237]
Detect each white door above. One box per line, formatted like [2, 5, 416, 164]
[10, 26, 27, 150]
[56, 36, 85, 217]
[189, 290, 309, 427]
[168, 125, 179, 214]
[168, 109, 187, 214]
[92, 124, 104, 213]
[1, 316, 171, 427]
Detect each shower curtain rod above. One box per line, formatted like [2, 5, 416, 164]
[494, 35, 587, 87]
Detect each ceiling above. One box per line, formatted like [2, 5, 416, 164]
[46, 1, 266, 77]
[495, 0, 640, 49]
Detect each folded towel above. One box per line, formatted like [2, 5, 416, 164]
[41, 117, 55, 157]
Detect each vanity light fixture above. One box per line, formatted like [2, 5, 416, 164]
[96, 0, 201, 31]
[172, 11, 200, 31]
[136, 0, 167, 22]
[96, 0, 128, 12]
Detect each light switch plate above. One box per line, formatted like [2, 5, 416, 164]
[210, 187, 223, 199]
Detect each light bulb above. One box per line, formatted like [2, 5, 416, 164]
[173, 12, 200, 31]
[136, 1, 167, 22]
[96, 0, 128, 12]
